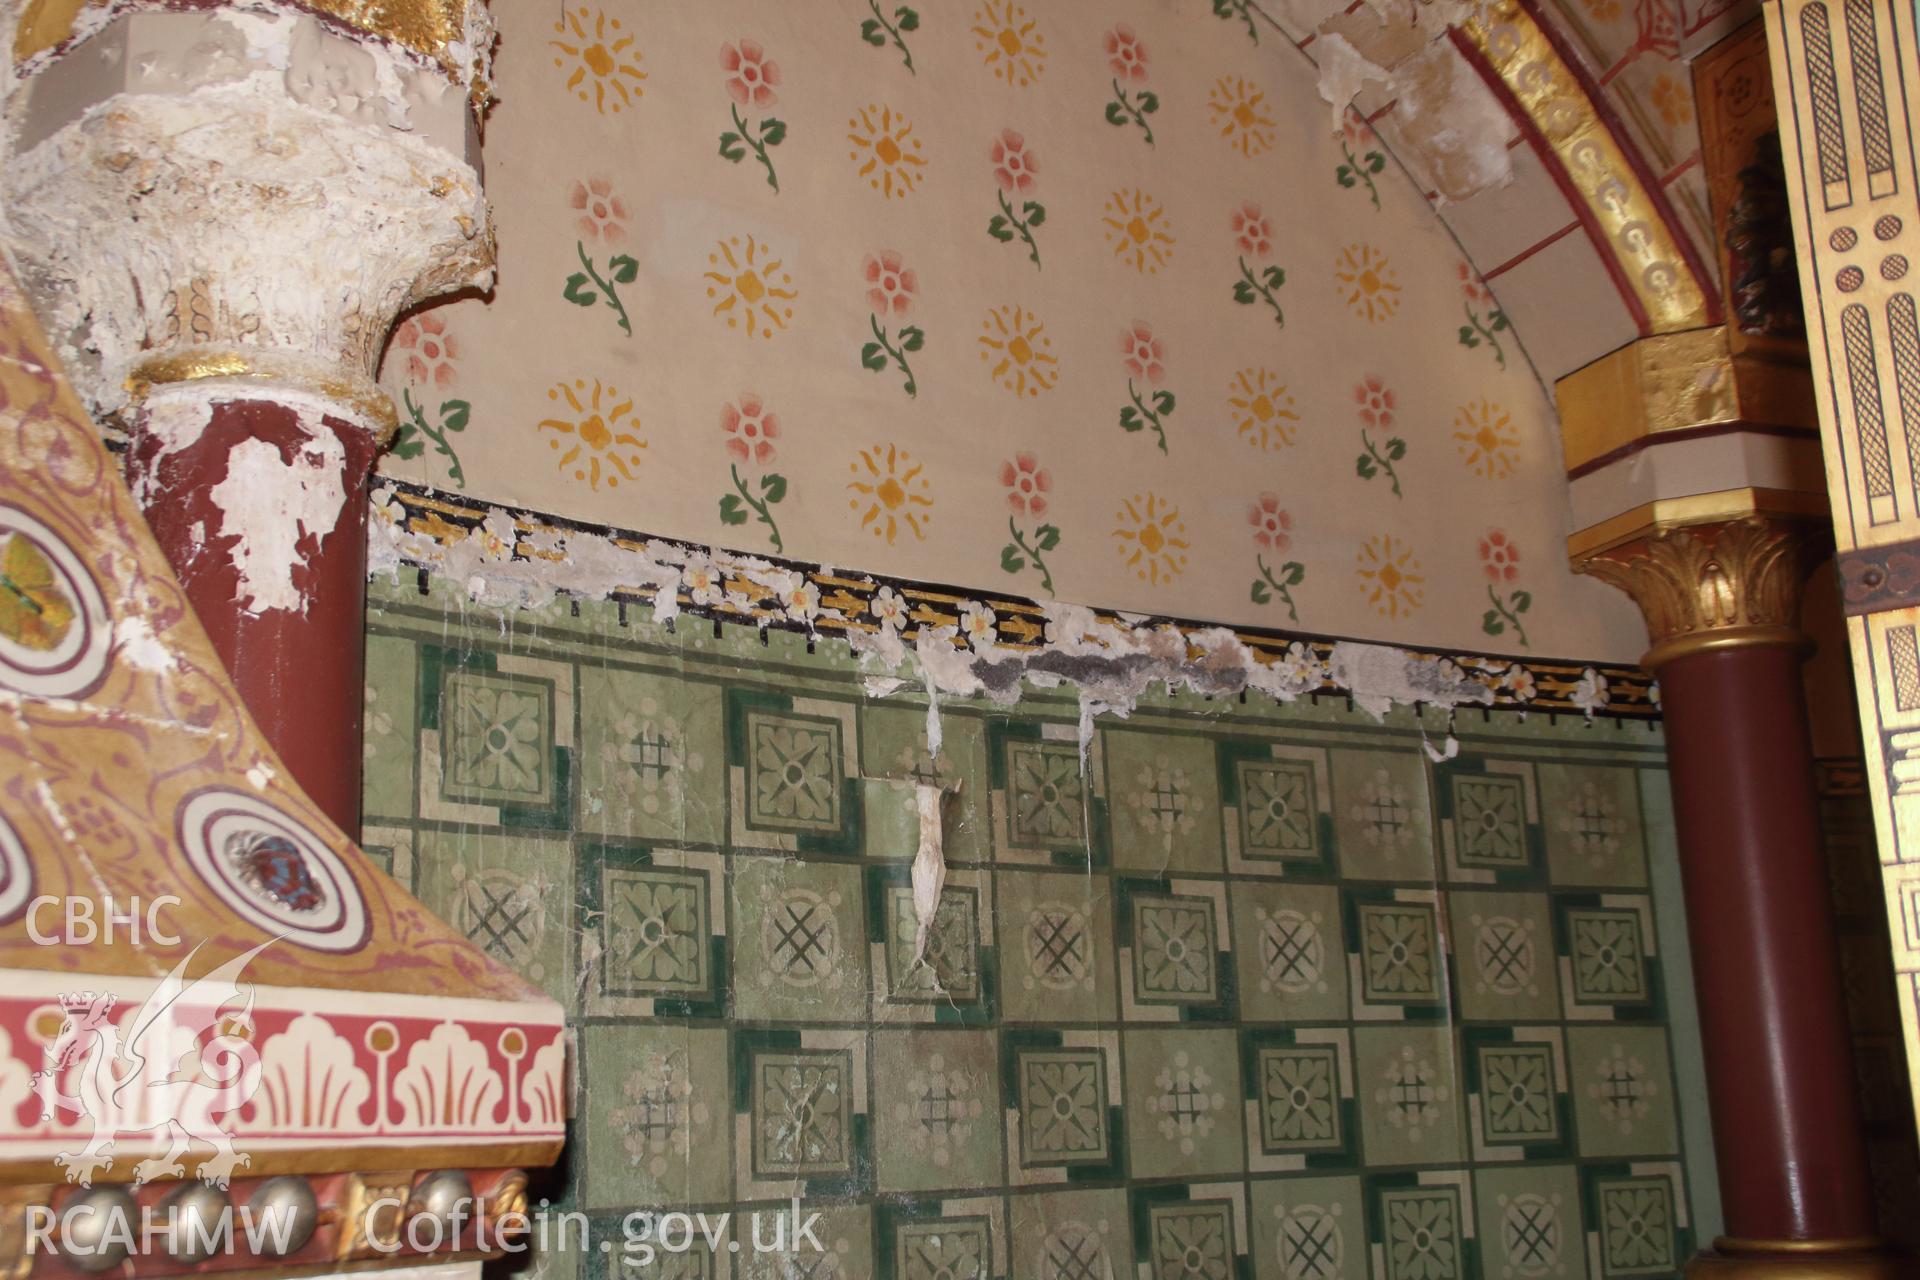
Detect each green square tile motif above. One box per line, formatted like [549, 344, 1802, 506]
[1356, 900, 1442, 1005]
[1476, 1165, 1587, 1280]
[730, 855, 869, 1022]
[872, 1030, 1001, 1191]
[1592, 1173, 1682, 1276]
[1123, 1028, 1244, 1178]
[1003, 737, 1090, 853]
[1235, 757, 1320, 862]
[580, 1024, 729, 1209]
[1255, 1044, 1342, 1154]
[996, 868, 1115, 1023]
[749, 1048, 856, 1179]
[361, 573, 1704, 1252]
[441, 669, 555, 806]
[1449, 890, 1559, 1021]
[1015, 1046, 1111, 1167]
[1146, 1199, 1236, 1280]
[1448, 770, 1530, 870]
[1250, 1176, 1365, 1280]
[1567, 906, 1653, 1005]
[1130, 892, 1219, 1006]
[1541, 764, 1649, 887]
[1376, 1185, 1467, 1280]
[1104, 727, 1223, 873]
[1331, 749, 1434, 881]
[577, 665, 725, 844]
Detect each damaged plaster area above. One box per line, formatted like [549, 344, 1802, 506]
[0, 3, 495, 423]
[1254, 0, 1521, 205]
[369, 486, 1623, 739]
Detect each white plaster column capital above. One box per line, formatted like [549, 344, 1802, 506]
[0, 3, 494, 432]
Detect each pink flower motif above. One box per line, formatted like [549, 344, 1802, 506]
[1355, 376, 1395, 430]
[721, 394, 780, 466]
[1458, 259, 1495, 307]
[1342, 109, 1375, 149]
[721, 39, 780, 109]
[990, 129, 1039, 195]
[1232, 202, 1273, 258]
[571, 177, 630, 244]
[392, 314, 460, 389]
[1119, 322, 1166, 386]
[1249, 494, 1292, 552]
[1480, 529, 1521, 582]
[863, 251, 918, 318]
[1105, 26, 1149, 82]
[1001, 452, 1052, 518]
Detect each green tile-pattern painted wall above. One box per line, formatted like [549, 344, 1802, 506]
[363, 574, 1714, 1280]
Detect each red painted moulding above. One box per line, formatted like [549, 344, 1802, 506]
[126, 398, 378, 840]
[1658, 641, 1876, 1241]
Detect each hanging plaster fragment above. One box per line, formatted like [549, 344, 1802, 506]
[910, 780, 960, 968]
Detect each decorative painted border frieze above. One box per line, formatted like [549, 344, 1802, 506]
[1454, 0, 1721, 334]
[373, 480, 1660, 721]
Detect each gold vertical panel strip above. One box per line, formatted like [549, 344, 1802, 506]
[1768, 0, 1920, 1143]
[1456, 0, 1715, 333]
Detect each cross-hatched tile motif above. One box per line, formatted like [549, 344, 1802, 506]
[1381, 1188, 1462, 1280]
[751, 1050, 853, 1177]
[887, 885, 981, 1002]
[1132, 894, 1219, 1003]
[442, 671, 553, 805]
[1257, 1045, 1341, 1151]
[763, 888, 842, 986]
[1277, 1204, 1344, 1279]
[1261, 909, 1324, 993]
[1239, 759, 1318, 858]
[1451, 773, 1528, 867]
[1500, 1194, 1561, 1277]
[1149, 1200, 1235, 1280]
[458, 869, 543, 965]
[1473, 916, 1535, 995]
[1569, 908, 1650, 1003]
[1478, 1043, 1559, 1142]
[895, 1219, 989, 1280]
[1027, 904, 1091, 988]
[745, 712, 845, 835]
[1018, 1048, 1110, 1165]
[1597, 1177, 1678, 1275]
[1041, 1222, 1112, 1280]
[603, 867, 709, 996]
[1358, 902, 1440, 1002]
[1008, 740, 1088, 848]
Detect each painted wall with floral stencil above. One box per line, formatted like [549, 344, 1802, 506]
[376, 0, 1648, 661]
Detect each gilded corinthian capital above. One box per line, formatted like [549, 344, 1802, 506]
[1574, 514, 1830, 670]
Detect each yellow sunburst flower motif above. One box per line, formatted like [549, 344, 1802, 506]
[1228, 369, 1300, 451]
[1356, 534, 1424, 619]
[1453, 399, 1520, 478]
[847, 104, 929, 199]
[1113, 493, 1190, 587]
[704, 236, 798, 339]
[978, 304, 1060, 397]
[1207, 75, 1277, 158]
[1334, 244, 1402, 323]
[847, 443, 934, 544]
[550, 7, 647, 115]
[1102, 189, 1176, 275]
[972, 0, 1047, 87]
[539, 378, 646, 492]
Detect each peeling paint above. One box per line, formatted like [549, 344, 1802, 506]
[908, 783, 952, 969]
[208, 425, 347, 615]
[110, 615, 173, 674]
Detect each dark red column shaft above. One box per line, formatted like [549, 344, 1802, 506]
[1659, 642, 1875, 1241]
[127, 398, 376, 838]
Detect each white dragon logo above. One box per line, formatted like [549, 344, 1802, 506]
[31, 939, 274, 1188]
